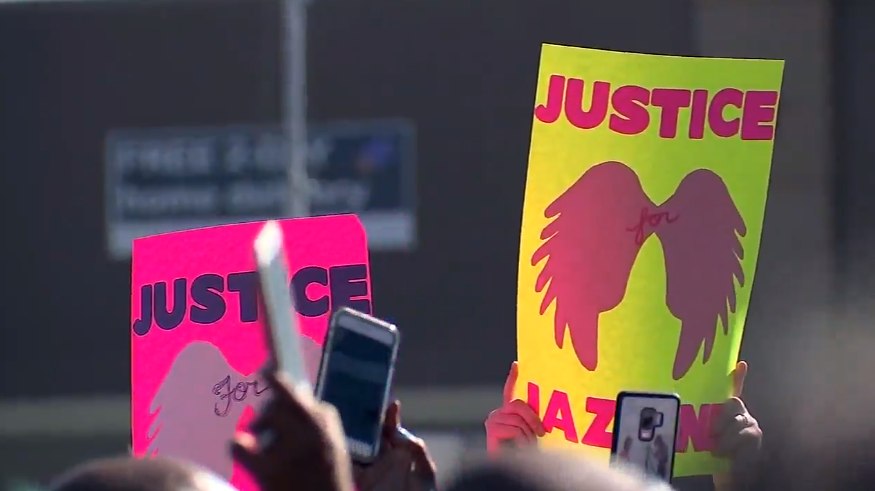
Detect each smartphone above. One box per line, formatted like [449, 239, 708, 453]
[254, 220, 311, 393]
[610, 391, 681, 482]
[315, 307, 400, 464]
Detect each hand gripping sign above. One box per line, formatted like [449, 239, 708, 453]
[131, 215, 371, 491]
[516, 45, 784, 477]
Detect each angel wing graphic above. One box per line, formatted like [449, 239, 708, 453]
[656, 169, 746, 380]
[532, 161, 654, 371]
[144, 337, 324, 480]
[146, 341, 262, 479]
[300, 334, 323, 387]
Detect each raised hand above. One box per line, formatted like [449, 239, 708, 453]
[711, 361, 762, 491]
[484, 362, 546, 454]
[230, 370, 353, 491]
[355, 401, 437, 491]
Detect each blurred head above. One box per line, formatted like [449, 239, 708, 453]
[50, 457, 237, 491]
[653, 435, 665, 451]
[444, 450, 670, 491]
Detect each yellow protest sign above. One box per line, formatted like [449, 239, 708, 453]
[516, 44, 784, 477]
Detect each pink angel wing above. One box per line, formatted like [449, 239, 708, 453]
[301, 335, 323, 387]
[146, 341, 248, 480]
[656, 169, 746, 380]
[531, 161, 653, 371]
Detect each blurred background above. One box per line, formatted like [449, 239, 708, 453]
[0, 0, 866, 487]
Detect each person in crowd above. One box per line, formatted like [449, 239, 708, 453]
[652, 435, 670, 480]
[444, 449, 673, 491]
[484, 361, 762, 491]
[617, 434, 669, 480]
[232, 367, 666, 491]
[49, 361, 757, 491]
[231, 368, 436, 491]
[51, 368, 434, 491]
[50, 457, 237, 491]
[619, 435, 635, 462]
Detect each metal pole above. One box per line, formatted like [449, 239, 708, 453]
[283, 0, 309, 218]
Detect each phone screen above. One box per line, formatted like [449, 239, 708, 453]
[320, 325, 394, 451]
[611, 394, 680, 482]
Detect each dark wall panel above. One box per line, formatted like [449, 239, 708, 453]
[833, 1, 875, 298]
[0, 0, 693, 397]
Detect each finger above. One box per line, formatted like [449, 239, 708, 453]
[503, 361, 519, 404]
[266, 370, 315, 404]
[732, 361, 748, 398]
[710, 397, 750, 439]
[506, 399, 546, 436]
[710, 397, 744, 437]
[713, 413, 752, 453]
[392, 430, 437, 481]
[712, 423, 762, 462]
[488, 422, 533, 444]
[357, 448, 410, 491]
[246, 394, 320, 451]
[229, 432, 265, 477]
[386, 400, 401, 429]
[263, 370, 321, 425]
[712, 422, 745, 459]
[404, 435, 437, 486]
[487, 411, 536, 441]
[246, 396, 298, 436]
[395, 425, 433, 459]
[317, 401, 347, 442]
[381, 400, 402, 444]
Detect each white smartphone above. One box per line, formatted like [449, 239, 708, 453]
[254, 220, 311, 393]
[315, 307, 400, 464]
[610, 391, 681, 483]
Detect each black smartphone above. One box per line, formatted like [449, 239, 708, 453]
[610, 391, 681, 482]
[315, 307, 400, 464]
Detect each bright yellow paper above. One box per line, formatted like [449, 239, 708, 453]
[517, 44, 784, 477]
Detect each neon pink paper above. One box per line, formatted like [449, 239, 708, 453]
[131, 215, 371, 491]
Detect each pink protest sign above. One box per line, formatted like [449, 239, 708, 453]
[131, 215, 371, 490]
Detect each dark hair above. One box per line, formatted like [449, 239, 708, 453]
[51, 458, 197, 491]
[444, 450, 667, 491]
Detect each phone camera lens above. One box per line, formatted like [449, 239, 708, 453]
[640, 407, 658, 431]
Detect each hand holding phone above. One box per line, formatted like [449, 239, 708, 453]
[315, 307, 400, 464]
[246, 221, 356, 491]
[231, 369, 354, 491]
[610, 391, 681, 482]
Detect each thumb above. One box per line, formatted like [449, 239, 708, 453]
[386, 400, 401, 428]
[396, 431, 437, 486]
[383, 400, 401, 440]
[503, 361, 519, 404]
[732, 360, 748, 398]
[410, 441, 437, 486]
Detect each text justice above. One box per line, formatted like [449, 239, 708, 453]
[527, 382, 723, 453]
[534, 74, 779, 141]
[132, 264, 371, 336]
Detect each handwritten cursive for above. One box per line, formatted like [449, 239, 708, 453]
[627, 207, 679, 245]
[213, 375, 270, 417]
